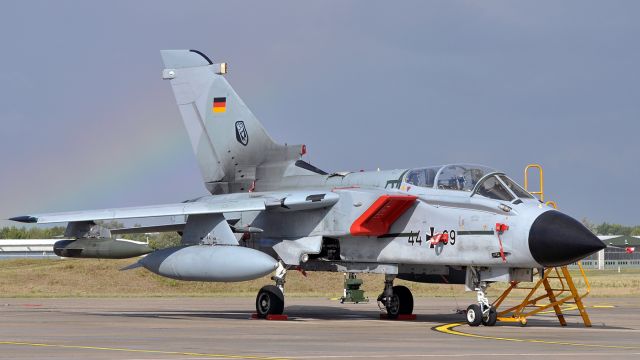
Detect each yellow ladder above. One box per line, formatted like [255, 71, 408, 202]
[494, 265, 592, 326]
[524, 164, 557, 208]
[493, 164, 592, 326]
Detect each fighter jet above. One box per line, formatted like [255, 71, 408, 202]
[10, 50, 605, 326]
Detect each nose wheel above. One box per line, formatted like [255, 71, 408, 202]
[465, 304, 497, 326]
[466, 304, 482, 326]
[465, 279, 497, 326]
[482, 306, 498, 326]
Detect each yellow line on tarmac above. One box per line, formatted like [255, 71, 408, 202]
[433, 323, 640, 350]
[538, 305, 578, 314]
[536, 304, 615, 315]
[0, 341, 289, 360]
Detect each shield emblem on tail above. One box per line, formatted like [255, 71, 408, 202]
[235, 121, 249, 146]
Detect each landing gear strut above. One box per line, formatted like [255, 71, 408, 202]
[466, 269, 497, 326]
[377, 274, 414, 319]
[255, 261, 287, 318]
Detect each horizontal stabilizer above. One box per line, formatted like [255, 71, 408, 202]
[120, 262, 144, 271]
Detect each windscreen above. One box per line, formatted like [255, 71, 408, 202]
[474, 176, 515, 201]
[498, 175, 534, 199]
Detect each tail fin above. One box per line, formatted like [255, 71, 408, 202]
[161, 50, 304, 194]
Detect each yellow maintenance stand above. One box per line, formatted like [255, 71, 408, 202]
[493, 164, 593, 326]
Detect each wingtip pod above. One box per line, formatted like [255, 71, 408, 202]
[9, 216, 37, 223]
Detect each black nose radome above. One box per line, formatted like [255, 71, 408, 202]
[529, 210, 605, 267]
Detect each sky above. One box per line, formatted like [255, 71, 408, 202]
[0, 1, 638, 227]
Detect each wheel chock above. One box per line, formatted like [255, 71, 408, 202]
[379, 314, 417, 320]
[250, 313, 289, 321]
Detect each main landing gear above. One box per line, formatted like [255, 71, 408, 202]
[255, 261, 287, 318]
[377, 274, 414, 319]
[466, 280, 497, 327]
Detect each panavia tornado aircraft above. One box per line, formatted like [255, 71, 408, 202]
[11, 50, 605, 326]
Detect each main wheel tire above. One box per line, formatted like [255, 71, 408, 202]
[255, 285, 284, 318]
[385, 285, 414, 319]
[466, 304, 482, 327]
[393, 285, 414, 315]
[385, 294, 400, 319]
[482, 306, 498, 326]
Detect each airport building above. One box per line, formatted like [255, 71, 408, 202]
[0, 239, 58, 259]
[576, 235, 640, 269]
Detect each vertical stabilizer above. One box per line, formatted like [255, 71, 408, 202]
[161, 50, 303, 194]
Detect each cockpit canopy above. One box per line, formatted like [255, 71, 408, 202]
[406, 164, 494, 191]
[405, 164, 534, 201]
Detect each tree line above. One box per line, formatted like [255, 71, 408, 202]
[581, 219, 640, 237]
[0, 221, 180, 249]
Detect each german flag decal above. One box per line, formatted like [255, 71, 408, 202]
[212, 97, 226, 113]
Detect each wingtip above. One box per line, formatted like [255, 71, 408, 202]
[9, 216, 37, 223]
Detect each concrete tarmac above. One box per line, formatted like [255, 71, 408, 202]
[0, 297, 638, 359]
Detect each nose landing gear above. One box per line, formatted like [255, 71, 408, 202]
[466, 281, 497, 327]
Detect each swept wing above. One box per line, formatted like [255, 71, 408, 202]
[10, 190, 339, 225]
